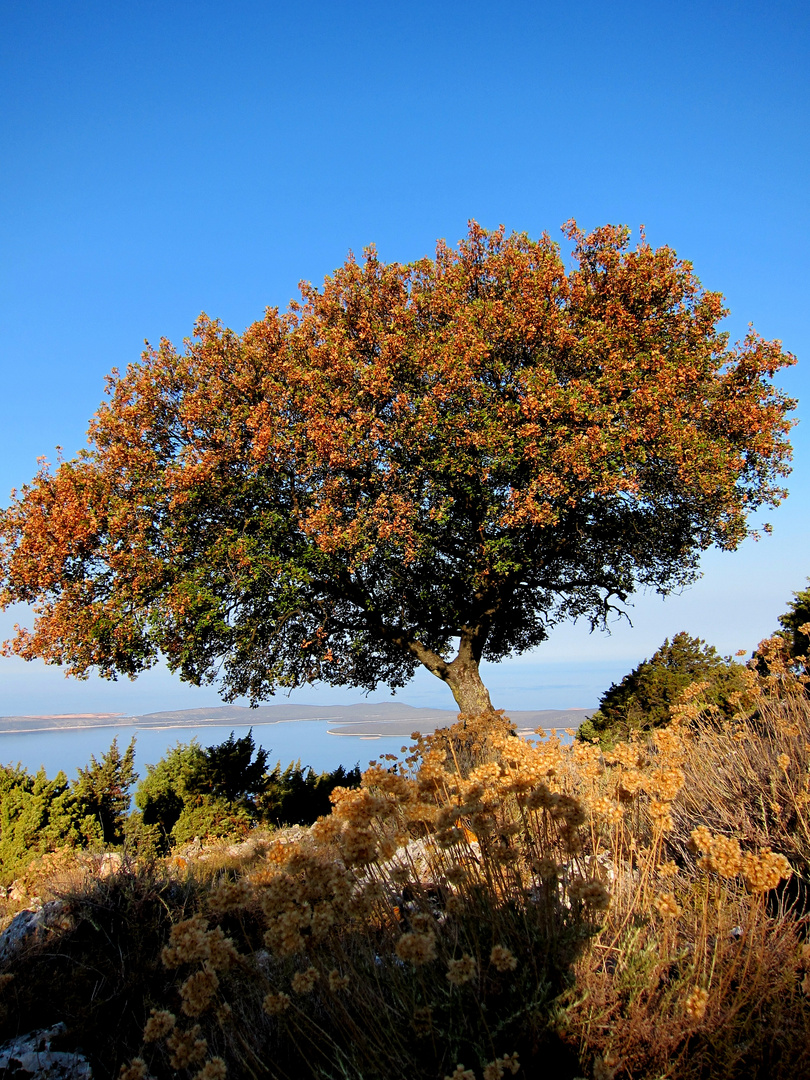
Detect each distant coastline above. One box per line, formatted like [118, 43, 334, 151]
[0, 703, 594, 738]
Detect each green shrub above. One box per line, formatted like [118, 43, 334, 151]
[257, 760, 362, 826]
[0, 738, 137, 884]
[577, 631, 747, 746]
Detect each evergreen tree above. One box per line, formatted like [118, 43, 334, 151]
[577, 632, 747, 746]
[71, 736, 137, 844]
[776, 580, 810, 662]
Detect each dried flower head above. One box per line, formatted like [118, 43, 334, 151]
[445, 863, 469, 887]
[689, 825, 713, 854]
[653, 892, 682, 919]
[119, 1060, 150, 1080]
[143, 1008, 176, 1042]
[446, 954, 477, 985]
[263, 991, 292, 1015]
[396, 931, 437, 966]
[412, 1005, 433, 1036]
[291, 967, 320, 994]
[162, 915, 211, 969]
[777, 752, 790, 771]
[570, 878, 611, 910]
[483, 1055, 519, 1080]
[499, 1052, 520, 1075]
[593, 1054, 620, 1080]
[489, 945, 518, 972]
[684, 986, 709, 1021]
[193, 1059, 227, 1080]
[445, 1066, 475, 1080]
[206, 926, 239, 971]
[741, 848, 792, 892]
[180, 968, 219, 1016]
[166, 1025, 208, 1070]
[328, 969, 350, 992]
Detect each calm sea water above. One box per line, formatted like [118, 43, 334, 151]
[0, 721, 406, 782]
[0, 720, 574, 785]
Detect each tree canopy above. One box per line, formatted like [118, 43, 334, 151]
[0, 222, 795, 712]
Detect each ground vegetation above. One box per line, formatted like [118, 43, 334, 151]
[1, 641, 808, 1079]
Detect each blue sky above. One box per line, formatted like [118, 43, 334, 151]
[1, 0, 808, 716]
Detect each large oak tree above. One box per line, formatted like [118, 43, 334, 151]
[0, 223, 795, 713]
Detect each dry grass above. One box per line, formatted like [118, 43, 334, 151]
[3, 641, 809, 1079]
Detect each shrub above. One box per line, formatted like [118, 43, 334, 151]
[0, 738, 137, 884]
[256, 761, 362, 827]
[577, 631, 748, 746]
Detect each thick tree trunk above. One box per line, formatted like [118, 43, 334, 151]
[442, 655, 495, 715]
[389, 621, 497, 716]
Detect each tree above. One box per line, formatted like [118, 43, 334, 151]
[576, 631, 748, 745]
[0, 738, 137, 881]
[775, 580, 810, 663]
[0, 223, 795, 713]
[133, 732, 269, 847]
[257, 761, 362, 827]
[71, 736, 137, 844]
[132, 730, 360, 846]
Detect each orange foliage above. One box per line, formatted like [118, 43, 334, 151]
[0, 222, 795, 709]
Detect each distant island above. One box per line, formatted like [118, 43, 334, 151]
[0, 702, 593, 738]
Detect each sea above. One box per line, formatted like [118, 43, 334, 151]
[0, 717, 576, 784]
[0, 720, 410, 782]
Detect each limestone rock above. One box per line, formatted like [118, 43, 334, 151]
[0, 1024, 91, 1078]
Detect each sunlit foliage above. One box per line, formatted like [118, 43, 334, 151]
[0, 223, 795, 711]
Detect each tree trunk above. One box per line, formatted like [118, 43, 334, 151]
[441, 631, 496, 715]
[443, 655, 495, 714]
[394, 624, 496, 716]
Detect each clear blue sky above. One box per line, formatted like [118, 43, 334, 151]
[1, 0, 808, 715]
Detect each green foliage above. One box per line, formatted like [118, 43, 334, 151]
[777, 580, 810, 662]
[0, 738, 137, 884]
[133, 730, 360, 849]
[71, 736, 137, 844]
[257, 760, 362, 827]
[577, 631, 747, 746]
